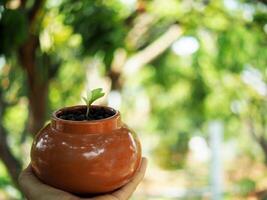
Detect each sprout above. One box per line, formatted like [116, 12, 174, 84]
[82, 88, 105, 119]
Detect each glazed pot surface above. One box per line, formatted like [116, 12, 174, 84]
[31, 105, 142, 194]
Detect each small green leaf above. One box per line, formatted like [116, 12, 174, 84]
[82, 88, 105, 119]
[88, 88, 105, 105]
[87, 91, 92, 104]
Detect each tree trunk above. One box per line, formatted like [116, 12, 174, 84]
[0, 0, 47, 192]
[247, 118, 267, 165]
[19, 35, 48, 136]
[258, 137, 267, 165]
[28, 82, 48, 135]
[0, 90, 22, 189]
[0, 125, 22, 189]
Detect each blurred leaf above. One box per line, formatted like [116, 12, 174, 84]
[0, 9, 28, 55]
[237, 178, 256, 196]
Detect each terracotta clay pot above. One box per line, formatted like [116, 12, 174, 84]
[30, 105, 142, 194]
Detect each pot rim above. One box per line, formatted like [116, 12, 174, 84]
[52, 105, 119, 124]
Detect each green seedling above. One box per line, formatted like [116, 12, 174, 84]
[82, 88, 105, 119]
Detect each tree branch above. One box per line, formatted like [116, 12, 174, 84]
[108, 49, 127, 90]
[0, 90, 22, 189]
[28, 0, 46, 25]
[0, 125, 22, 189]
[20, 0, 27, 8]
[247, 117, 261, 142]
[256, 0, 267, 5]
[108, 24, 182, 90]
[125, 13, 155, 49]
[123, 24, 182, 75]
[247, 117, 267, 164]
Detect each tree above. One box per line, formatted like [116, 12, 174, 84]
[0, 0, 51, 188]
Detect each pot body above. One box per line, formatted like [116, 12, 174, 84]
[31, 106, 142, 194]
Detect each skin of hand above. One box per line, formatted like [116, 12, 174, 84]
[18, 158, 147, 200]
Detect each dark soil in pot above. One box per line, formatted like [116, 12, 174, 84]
[58, 107, 116, 121]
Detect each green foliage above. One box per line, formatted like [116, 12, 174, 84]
[48, 60, 85, 112]
[82, 88, 105, 118]
[134, 0, 267, 172]
[0, 9, 28, 56]
[237, 178, 256, 196]
[153, 131, 190, 169]
[60, 0, 127, 66]
[0, 162, 10, 188]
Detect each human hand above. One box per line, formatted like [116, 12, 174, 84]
[18, 158, 147, 200]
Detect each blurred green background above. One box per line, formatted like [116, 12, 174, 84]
[0, 0, 267, 199]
